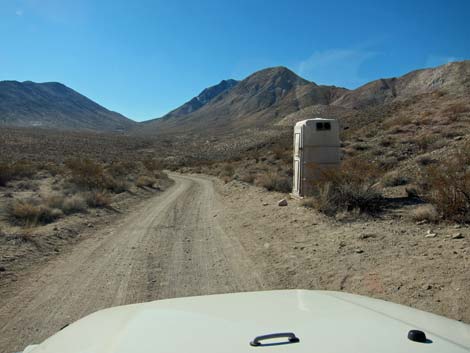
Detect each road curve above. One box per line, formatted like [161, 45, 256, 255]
[0, 174, 264, 353]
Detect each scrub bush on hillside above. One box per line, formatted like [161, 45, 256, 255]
[310, 158, 384, 216]
[420, 143, 470, 223]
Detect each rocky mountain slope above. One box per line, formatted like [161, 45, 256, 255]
[0, 81, 135, 131]
[331, 60, 470, 109]
[140, 61, 470, 182]
[143, 67, 347, 134]
[144, 61, 469, 138]
[155, 79, 239, 121]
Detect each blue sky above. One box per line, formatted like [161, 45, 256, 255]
[1, 0, 469, 121]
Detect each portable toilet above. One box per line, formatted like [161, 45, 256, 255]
[292, 118, 340, 197]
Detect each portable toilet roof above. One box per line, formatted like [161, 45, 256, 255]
[294, 118, 340, 147]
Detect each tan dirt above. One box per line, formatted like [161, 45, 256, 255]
[216, 178, 470, 324]
[0, 174, 263, 353]
[1, 174, 469, 353]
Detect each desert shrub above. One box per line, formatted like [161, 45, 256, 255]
[154, 170, 169, 180]
[220, 175, 232, 184]
[45, 193, 66, 209]
[309, 158, 384, 216]
[0, 161, 38, 186]
[416, 155, 437, 166]
[255, 173, 292, 193]
[142, 158, 163, 172]
[382, 172, 409, 187]
[219, 164, 235, 178]
[8, 199, 61, 226]
[411, 204, 439, 223]
[65, 158, 128, 192]
[65, 158, 107, 190]
[240, 173, 256, 184]
[420, 110, 433, 118]
[378, 156, 399, 170]
[443, 103, 469, 117]
[442, 129, 462, 139]
[136, 176, 156, 188]
[383, 115, 412, 130]
[42, 163, 63, 176]
[104, 177, 130, 193]
[106, 161, 138, 178]
[379, 137, 395, 147]
[301, 198, 315, 208]
[14, 180, 39, 191]
[10, 161, 37, 179]
[420, 144, 470, 222]
[353, 143, 369, 151]
[433, 90, 446, 98]
[82, 191, 111, 208]
[414, 134, 438, 152]
[0, 162, 13, 186]
[62, 195, 87, 214]
[406, 186, 420, 198]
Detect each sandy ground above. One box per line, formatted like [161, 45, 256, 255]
[0, 174, 262, 353]
[0, 173, 469, 352]
[216, 178, 470, 324]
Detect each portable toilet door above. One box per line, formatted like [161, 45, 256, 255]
[292, 127, 302, 196]
[292, 118, 340, 198]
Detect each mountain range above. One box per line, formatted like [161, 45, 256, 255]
[0, 81, 135, 131]
[0, 60, 469, 133]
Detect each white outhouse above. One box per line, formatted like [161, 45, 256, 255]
[292, 118, 340, 197]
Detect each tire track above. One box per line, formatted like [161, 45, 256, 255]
[0, 174, 263, 353]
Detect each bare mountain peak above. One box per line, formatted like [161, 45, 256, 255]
[244, 66, 310, 86]
[0, 80, 135, 131]
[144, 66, 342, 133]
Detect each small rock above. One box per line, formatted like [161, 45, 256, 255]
[451, 233, 464, 239]
[53, 226, 59, 231]
[454, 224, 461, 229]
[425, 229, 437, 238]
[87, 223, 94, 228]
[262, 202, 269, 206]
[278, 199, 288, 207]
[355, 249, 364, 254]
[416, 220, 427, 225]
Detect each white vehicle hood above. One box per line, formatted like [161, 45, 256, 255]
[26, 290, 470, 353]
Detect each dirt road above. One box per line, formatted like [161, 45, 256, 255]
[0, 174, 263, 353]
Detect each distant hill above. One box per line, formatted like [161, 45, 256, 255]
[0, 81, 135, 131]
[331, 60, 470, 109]
[156, 79, 239, 121]
[142, 67, 347, 134]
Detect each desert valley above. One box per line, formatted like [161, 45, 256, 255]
[0, 60, 469, 352]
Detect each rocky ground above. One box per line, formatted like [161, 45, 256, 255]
[215, 178, 470, 323]
[0, 172, 468, 352]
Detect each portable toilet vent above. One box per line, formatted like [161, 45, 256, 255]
[292, 118, 340, 197]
